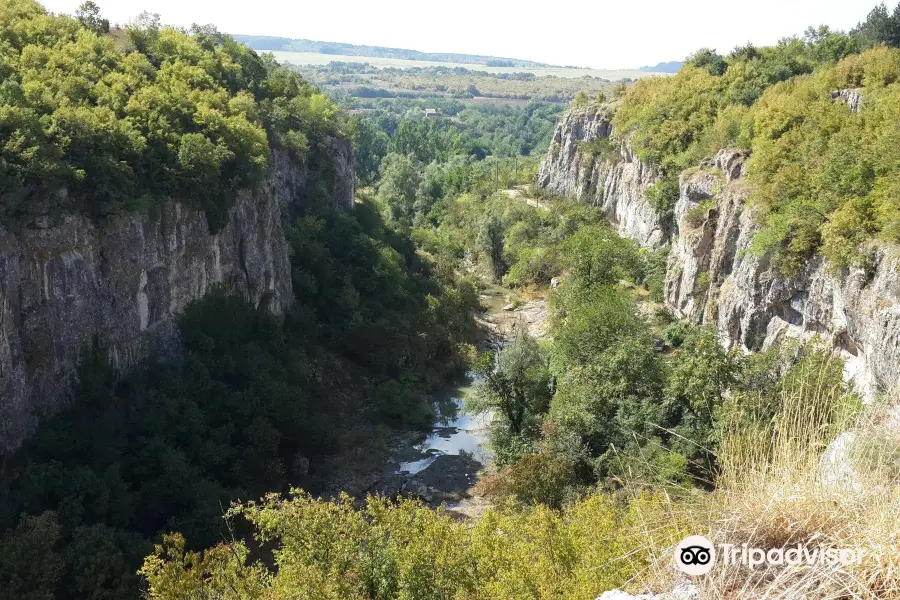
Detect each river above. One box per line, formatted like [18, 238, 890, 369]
[380, 283, 547, 507]
[318, 282, 546, 510]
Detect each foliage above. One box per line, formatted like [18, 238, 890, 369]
[140, 490, 684, 600]
[349, 115, 389, 186]
[853, 2, 900, 49]
[376, 152, 422, 224]
[741, 47, 900, 271]
[560, 224, 642, 288]
[610, 15, 900, 272]
[612, 30, 856, 174]
[662, 326, 740, 476]
[686, 48, 727, 76]
[638, 246, 669, 303]
[467, 328, 553, 466]
[0, 512, 64, 600]
[644, 175, 679, 217]
[0, 189, 479, 598]
[0, 0, 341, 228]
[387, 117, 470, 164]
[74, 1, 107, 34]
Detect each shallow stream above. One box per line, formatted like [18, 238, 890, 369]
[393, 284, 512, 477]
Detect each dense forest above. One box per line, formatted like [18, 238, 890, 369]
[4, 0, 900, 599]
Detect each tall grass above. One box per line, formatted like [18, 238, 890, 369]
[649, 350, 900, 599]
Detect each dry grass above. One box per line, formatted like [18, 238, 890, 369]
[631, 351, 900, 599]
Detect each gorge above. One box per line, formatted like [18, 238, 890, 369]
[5, 1, 900, 598]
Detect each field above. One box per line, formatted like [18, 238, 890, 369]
[270, 50, 665, 80]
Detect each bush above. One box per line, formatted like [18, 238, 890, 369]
[645, 175, 680, 217]
[375, 378, 435, 429]
[638, 246, 669, 302]
[140, 490, 686, 600]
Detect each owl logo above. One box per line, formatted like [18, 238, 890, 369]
[675, 536, 716, 575]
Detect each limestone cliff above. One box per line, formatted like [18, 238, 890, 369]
[0, 142, 354, 453]
[537, 106, 668, 247]
[538, 105, 900, 398]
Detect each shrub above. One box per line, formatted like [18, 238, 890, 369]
[685, 199, 716, 228]
[375, 378, 435, 429]
[645, 176, 680, 217]
[140, 490, 686, 600]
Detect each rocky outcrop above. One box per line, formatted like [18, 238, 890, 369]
[537, 106, 668, 247]
[664, 148, 900, 397]
[832, 87, 862, 113]
[538, 103, 900, 398]
[0, 143, 354, 453]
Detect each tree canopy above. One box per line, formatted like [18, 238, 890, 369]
[0, 0, 342, 227]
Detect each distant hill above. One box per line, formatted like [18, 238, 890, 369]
[231, 35, 556, 68]
[639, 61, 683, 73]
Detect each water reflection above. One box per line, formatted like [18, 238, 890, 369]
[397, 380, 493, 475]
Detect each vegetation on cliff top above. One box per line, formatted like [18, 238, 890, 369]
[0, 0, 341, 227]
[611, 4, 900, 273]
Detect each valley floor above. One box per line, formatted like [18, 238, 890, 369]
[317, 282, 550, 514]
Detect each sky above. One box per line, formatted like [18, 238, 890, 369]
[40, 0, 884, 68]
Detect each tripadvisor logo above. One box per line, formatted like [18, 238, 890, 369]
[673, 535, 865, 575]
[674, 535, 716, 576]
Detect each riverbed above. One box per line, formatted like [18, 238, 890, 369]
[318, 283, 547, 510]
[375, 284, 549, 507]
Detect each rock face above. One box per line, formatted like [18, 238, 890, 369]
[0, 143, 354, 453]
[538, 105, 900, 398]
[832, 87, 863, 113]
[537, 106, 668, 247]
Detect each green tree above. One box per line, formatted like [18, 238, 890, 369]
[349, 116, 389, 186]
[686, 48, 727, 76]
[478, 213, 507, 281]
[74, 1, 108, 34]
[376, 152, 421, 224]
[0, 512, 64, 600]
[560, 224, 641, 288]
[663, 326, 740, 476]
[468, 328, 553, 465]
[853, 3, 899, 48]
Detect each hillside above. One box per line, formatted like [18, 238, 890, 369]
[639, 60, 683, 73]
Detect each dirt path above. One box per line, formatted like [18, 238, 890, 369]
[500, 185, 550, 211]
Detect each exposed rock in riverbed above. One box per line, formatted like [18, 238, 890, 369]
[481, 298, 549, 340]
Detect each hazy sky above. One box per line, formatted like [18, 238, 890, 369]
[40, 0, 883, 68]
